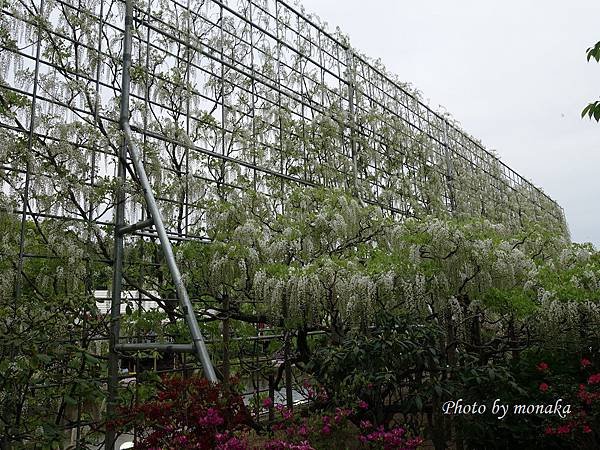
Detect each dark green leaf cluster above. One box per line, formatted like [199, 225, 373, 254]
[582, 41, 600, 121]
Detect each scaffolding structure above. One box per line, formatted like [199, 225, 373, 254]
[0, 0, 568, 447]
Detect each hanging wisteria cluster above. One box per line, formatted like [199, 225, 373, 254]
[201, 187, 593, 342]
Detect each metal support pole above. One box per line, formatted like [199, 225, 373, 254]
[106, 2, 218, 448]
[15, 0, 44, 302]
[105, 66, 127, 450]
[275, 0, 293, 409]
[119, 0, 216, 382]
[346, 47, 359, 197]
[443, 122, 456, 212]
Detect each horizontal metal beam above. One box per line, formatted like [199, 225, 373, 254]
[115, 343, 194, 353]
[117, 217, 154, 235]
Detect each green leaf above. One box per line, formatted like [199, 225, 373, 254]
[64, 395, 78, 406]
[83, 353, 100, 365]
[582, 104, 592, 118]
[415, 395, 423, 411]
[582, 102, 600, 122]
[36, 354, 52, 364]
[586, 41, 600, 62]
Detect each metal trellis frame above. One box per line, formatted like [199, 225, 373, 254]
[0, 0, 570, 447]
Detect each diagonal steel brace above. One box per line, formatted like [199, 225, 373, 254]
[117, 0, 217, 382]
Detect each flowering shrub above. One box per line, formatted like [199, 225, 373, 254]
[244, 394, 423, 450]
[359, 426, 423, 450]
[115, 374, 422, 450]
[250, 399, 423, 450]
[115, 375, 250, 449]
[537, 359, 600, 449]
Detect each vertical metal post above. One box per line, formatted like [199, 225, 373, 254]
[105, 87, 126, 450]
[219, 2, 227, 198]
[275, 0, 293, 409]
[106, 2, 217, 446]
[218, 0, 231, 392]
[268, 373, 275, 421]
[184, 0, 191, 237]
[297, 15, 307, 182]
[15, 0, 44, 302]
[249, 1, 257, 191]
[275, 0, 285, 204]
[346, 47, 359, 197]
[7, 8, 43, 440]
[78, 3, 104, 445]
[443, 121, 456, 212]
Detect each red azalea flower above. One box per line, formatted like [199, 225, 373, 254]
[581, 358, 592, 368]
[588, 373, 600, 385]
[537, 362, 549, 372]
[539, 382, 549, 392]
[544, 426, 554, 435]
[583, 425, 592, 434]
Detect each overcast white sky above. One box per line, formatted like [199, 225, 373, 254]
[299, 0, 600, 246]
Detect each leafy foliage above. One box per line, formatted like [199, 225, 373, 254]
[582, 41, 600, 121]
[309, 310, 444, 428]
[0, 212, 106, 447]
